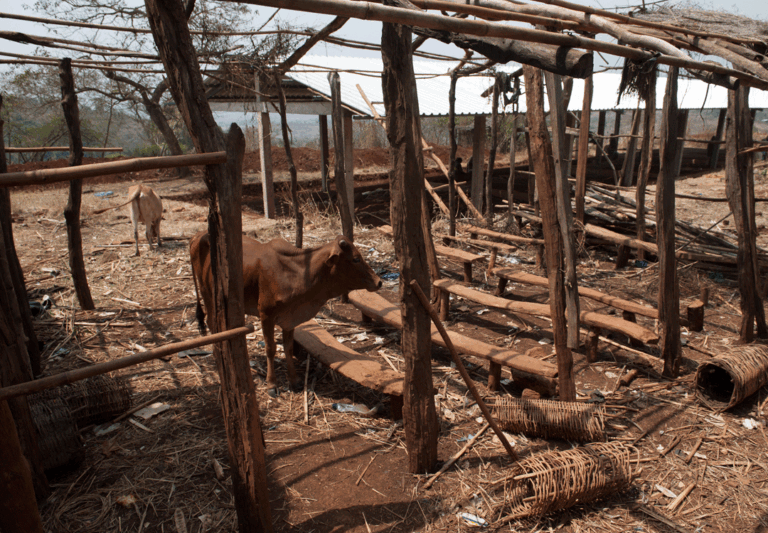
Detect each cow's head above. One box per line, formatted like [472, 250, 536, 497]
[328, 236, 382, 293]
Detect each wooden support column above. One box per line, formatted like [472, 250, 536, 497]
[726, 85, 767, 341]
[636, 68, 657, 262]
[0, 98, 41, 376]
[596, 110, 606, 166]
[448, 69, 459, 237]
[471, 114, 486, 214]
[525, 66, 575, 401]
[343, 110, 355, 224]
[485, 75, 501, 220]
[382, 20, 438, 474]
[319, 115, 330, 192]
[256, 76, 276, 219]
[507, 114, 519, 225]
[544, 71, 581, 352]
[709, 108, 727, 170]
[328, 72, 354, 240]
[145, 2, 272, 530]
[657, 67, 682, 378]
[673, 109, 690, 177]
[575, 74, 592, 223]
[608, 109, 623, 155]
[274, 71, 304, 248]
[60, 58, 94, 310]
[620, 106, 641, 186]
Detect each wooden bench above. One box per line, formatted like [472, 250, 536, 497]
[348, 289, 558, 396]
[378, 225, 484, 282]
[294, 319, 404, 419]
[433, 278, 659, 346]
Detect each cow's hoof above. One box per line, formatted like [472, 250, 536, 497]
[289, 381, 303, 393]
[267, 387, 279, 398]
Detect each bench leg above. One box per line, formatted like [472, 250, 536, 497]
[585, 326, 601, 363]
[439, 289, 450, 322]
[622, 311, 643, 348]
[687, 301, 705, 332]
[389, 394, 403, 421]
[361, 311, 373, 324]
[487, 361, 502, 392]
[495, 278, 508, 297]
[615, 245, 631, 269]
[463, 261, 473, 283]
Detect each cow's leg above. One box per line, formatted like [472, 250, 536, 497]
[282, 329, 301, 391]
[262, 319, 279, 397]
[154, 219, 162, 248]
[130, 203, 140, 256]
[145, 223, 154, 250]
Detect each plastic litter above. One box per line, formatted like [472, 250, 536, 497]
[635, 260, 648, 268]
[458, 513, 487, 527]
[178, 349, 212, 358]
[380, 272, 399, 281]
[331, 403, 380, 417]
[94, 191, 114, 197]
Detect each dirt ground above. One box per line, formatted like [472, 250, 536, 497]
[8, 147, 768, 533]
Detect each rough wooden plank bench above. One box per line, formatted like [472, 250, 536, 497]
[348, 289, 558, 396]
[433, 278, 659, 347]
[294, 319, 404, 419]
[378, 225, 484, 282]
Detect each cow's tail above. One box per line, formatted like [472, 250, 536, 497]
[191, 259, 208, 336]
[91, 188, 143, 215]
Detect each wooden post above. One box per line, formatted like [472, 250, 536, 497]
[382, 20, 439, 474]
[319, 114, 330, 192]
[471, 114, 486, 214]
[144, 2, 272, 530]
[544, 71, 581, 352]
[255, 75, 275, 219]
[657, 67, 682, 378]
[524, 66, 576, 401]
[60, 58, 94, 310]
[620, 106, 641, 186]
[343, 110, 355, 224]
[726, 85, 767, 341]
[0, 401, 43, 533]
[328, 72, 354, 240]
[274, 71, 304, 248]
[608, 109, 623, 155]
[448, 69, 459, 237]
[673, 109, 690, 177]
[507, 114, 518, 224]
[0, 98, 41, 376]
[709, 108, 727, 169]
[636, 68, 657, 262]
[575, 75, 592, 223]
[596, 110, 606, 166]
[485, 75, 501, 220]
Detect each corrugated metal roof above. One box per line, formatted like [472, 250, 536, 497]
[287, 56, 768, 117]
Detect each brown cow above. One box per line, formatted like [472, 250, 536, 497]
[190, 232, 382, 396]
[93, 184, 163, 256]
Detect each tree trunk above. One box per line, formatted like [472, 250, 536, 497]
[274, 71, 304, 248]
[726, 85, 767, 341]
[657, 67, 682, 378]
[524, 66, 576, 401]
[382, 19, 438, 474]
[636, 69, 657, 262]
[60, 58, 95, 310]
[144, 98, 190, 177]
[0, 98, 41, 376]
[144, 2, 272, 531]
[329, 71, 354, 240]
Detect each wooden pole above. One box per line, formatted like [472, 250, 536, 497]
[255, 75, 276, 219]
[485, 75, 501, 220]
[657, 67, 682, 378]
[410, 280, 518, 461]
[620, 105, 641, 186]
[382, 20, 439, 474]
[319, 115, 330, 192]
[144, 1, 272, 530]
[636, 69, 657, 262]
[544, 71, 580, 351]
[524, 66, 576, 401]
[574, 74, 592, 223]
[471, 114, 486, 214]
[328, 71, 354, 240]
[4, 146, 123, 153]
[596, 109, 606, 166]
[60, 58, 95, 310]
[608, 109, 622, 156]
[274, 71, 304, 248]
[726, 85, 768, 341]
[709, 108, 727, 169]
[343, 110, 356, 223]
[507, 113, 519, 227]
[672, 109, 689, 177]
[0, 151, 225, 188]
[448, 68, 459, 236]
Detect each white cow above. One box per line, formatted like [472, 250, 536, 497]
[93, 184, 163, 256]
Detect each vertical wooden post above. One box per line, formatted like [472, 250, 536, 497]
[448, 69, 459, 237]
[0, 97, 41, 375]
[636, 69, 657, 262]
[471, 114, 486, 213]
[524, 66, 576, 401]
[144, 2, 272, 530]
[255, 75, 275, 219]
[673, 109, 690, 177]
[382, 20, 438, 474]
[575, 75, 592, 224]
[60, 58, 94, 310]
[343, 110, 355, 224]
[608, 109, 623, 155]
[485, 75, 500, 220]
[319, 114, 330, 192]
[726, 85, 767, 341]
[544, 71, 581, 352]
[657, 67, 682, 378]
[620, 106, 641, 186]
[0, 401, 43, 533]
[274, 71, 304, 248]
[709, 108, 727, 169]
[507, 114, 518, 224]
[328, 72, 354, 240]
[596, 110, 606, 167]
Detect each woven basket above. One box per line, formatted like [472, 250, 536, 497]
[695, 344, 768, 411]
[33, 374, 132, 427]
[29, 396, 84, 472]
[499, 441, 635, 520]
[488, 397, 605, 442]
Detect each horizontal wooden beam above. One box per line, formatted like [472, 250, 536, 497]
[0, 151, 225, 187]
[0, 325, 254, 402]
